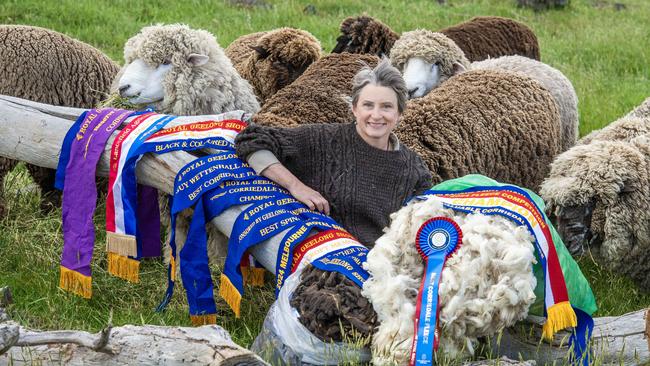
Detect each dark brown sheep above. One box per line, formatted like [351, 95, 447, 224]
[0, 25, 120, 214]
[252, 52, 380, 127]
[331, 15, 399, 57]
[226, 28, 322, 104]
[439, 16, 541, 61]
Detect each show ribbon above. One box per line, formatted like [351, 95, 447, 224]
[57, 108, 135, 298]
[409, 217, 462, 366]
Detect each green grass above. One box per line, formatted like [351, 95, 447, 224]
[1, 0, 649, 362]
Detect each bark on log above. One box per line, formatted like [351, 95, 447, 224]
[493, 310, 650, 365]
[0, 323, 268, 365]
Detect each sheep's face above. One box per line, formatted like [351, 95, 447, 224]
[117, 59, 172, 105]
[117, 54, 209, 106]
[402, 57, 441, 99]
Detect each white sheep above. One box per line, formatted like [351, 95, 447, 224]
[115, 24, 260, 115]
[363, 196, 537, 364]
[390, 30, 579, 151]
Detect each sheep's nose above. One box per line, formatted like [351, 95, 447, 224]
[118, 85, 131, 97]
[408, 87, 418, 98]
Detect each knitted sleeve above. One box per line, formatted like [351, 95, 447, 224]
[234, 123, 302, 163]
[412, 154, 433, 195]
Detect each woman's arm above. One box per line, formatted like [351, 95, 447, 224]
[260, 162, 330, 215]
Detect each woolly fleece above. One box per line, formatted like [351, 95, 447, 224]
[119, 24, 260, 115]
[396, 69, 562, 191]
[331, 15, 399, 57]
[235, 28, 322, 104]
[0, 25, 120, 215]
[252, 53, 379, 127]
[225, 31, 268, 67]
[363, 197, 536, 364]
[439, 16, 540, 62]
[540, 101, 650, 291]
[470, 55, 579, 151]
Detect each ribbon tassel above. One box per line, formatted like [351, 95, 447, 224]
[220, 274, 242, 318]
[107, 252, 140, 283]
[542, 301, 578, 340]
[106, 232, 138, 257]
[59, 266, 92, 299]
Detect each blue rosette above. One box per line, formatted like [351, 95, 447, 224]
[409, 217, 462, 366]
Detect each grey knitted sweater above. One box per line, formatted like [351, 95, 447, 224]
[235, 122, 432, 247]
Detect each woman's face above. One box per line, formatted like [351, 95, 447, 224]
[352, 84, 401, 144]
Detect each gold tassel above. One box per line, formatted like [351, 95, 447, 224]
[105, 232, 138, 257]
[59, 266, 92, 299]
[242, 266, 266, 287]
[219, 274, 242, 318]
[107, 252, 140, 283]
[542, 301, 577, 340]
[170, 256, 177, 282]
[190, 314, 217, 326]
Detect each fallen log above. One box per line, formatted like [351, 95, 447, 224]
[494, 310, 650, 364]
[0, 323, 268, 365]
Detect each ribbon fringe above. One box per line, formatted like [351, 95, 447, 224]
[542, 301, 577, 339]
[219, 274, 242, 318]
[106, 232, 138, 257]
[190, 314, 218, 326]
[107, 253, 140, 283]
[242, 267, 266, 287]
[170, 256, 177, 282]
[59, 266, 92, 299]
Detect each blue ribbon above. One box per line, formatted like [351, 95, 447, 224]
[410, 217, 462, 366]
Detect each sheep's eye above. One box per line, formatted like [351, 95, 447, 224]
[162, 58, 171, 65]
[433, 61, 441, 67]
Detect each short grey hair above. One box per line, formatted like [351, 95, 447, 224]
[351, 58, 408, 113]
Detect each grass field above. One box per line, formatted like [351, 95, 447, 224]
[1, 0, 649, 362]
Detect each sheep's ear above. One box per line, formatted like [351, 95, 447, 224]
[452, 62, 466, 76]
[187, 53, 209, 66]
[250, 45, 270, 59]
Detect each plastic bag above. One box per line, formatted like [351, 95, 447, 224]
[251, 268, 371, 365]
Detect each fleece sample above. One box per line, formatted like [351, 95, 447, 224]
[252, 52, 379, 127]
[396, 69, 562, 192]
[0, 25, 119, 215]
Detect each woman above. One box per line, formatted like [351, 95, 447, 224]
[235, 58, 432, 247]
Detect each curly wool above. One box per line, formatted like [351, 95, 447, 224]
[396, 69, 561, 191]
[252, 53, 379, 127]
[233, 28, 322, 104]
[390, 30, 470, 81]
[0, 25, 120, 215]
[540, 104, 650, 291]
[225, 31, 268, 67]
[363, 197, 537, 364]
[119, 24, 259, 115]
[439, 16, 540, 62]
[470, 55, 579, 151]
[331, 15, 399, 57]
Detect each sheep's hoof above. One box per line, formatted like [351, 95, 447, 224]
[555, 199, 597, 256]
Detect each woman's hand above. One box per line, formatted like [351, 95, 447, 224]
[287, 181, 330, 215]
[260, 162, 330, 215]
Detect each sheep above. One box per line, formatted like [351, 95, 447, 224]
[331, 15, 399, 57]
[224, 31, 267, 67]
[540, 97, 650, 291]
[470, 56, 579, 151]
[330, 15, 539, 63]
[391, 30, 578, 152]
[111, 24, 261, 269]
[251, 52, 380, 127]
[114, 23, 260, 115]
[439, 16, 540, 62]
[396, 69, 562, 192]
[226, 28, 322, 104]
[0, 25, 120, 215]
[363, 196, 537, 364]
